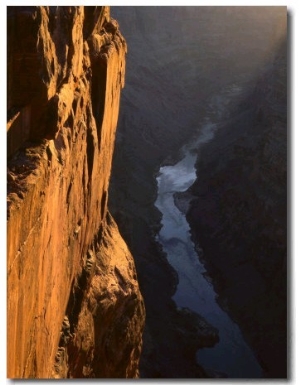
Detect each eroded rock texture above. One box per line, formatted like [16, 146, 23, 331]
[7, 6, 145, 378]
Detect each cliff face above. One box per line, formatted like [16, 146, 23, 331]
[7, 6, 145, 379]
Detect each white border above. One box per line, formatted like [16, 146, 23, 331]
[2, 1, 298, 384]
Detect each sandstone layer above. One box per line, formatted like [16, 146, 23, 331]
[7, 6, 145, 378]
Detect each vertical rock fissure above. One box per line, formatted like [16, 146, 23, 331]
[90, 56, 107, 141]
[86, 125, 96, 182]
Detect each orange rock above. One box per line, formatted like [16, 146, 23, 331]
[7, 6, 144, 379]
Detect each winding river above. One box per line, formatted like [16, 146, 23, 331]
[155, 87, 263, 378]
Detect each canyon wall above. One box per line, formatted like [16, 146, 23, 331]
[185, 36, 287, 377]
[7, 6, 145, 378]
[109, 7, 286, 377]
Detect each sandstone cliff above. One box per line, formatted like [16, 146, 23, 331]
[7, 6, 145, 378]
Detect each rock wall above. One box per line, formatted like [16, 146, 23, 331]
[7, 6, 145, 378]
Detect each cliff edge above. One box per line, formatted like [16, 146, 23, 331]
[7, 6, 145, 378]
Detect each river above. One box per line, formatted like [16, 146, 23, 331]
[154, 86, 263, 378]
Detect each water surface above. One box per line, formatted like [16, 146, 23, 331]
[155, 115, 262, 378]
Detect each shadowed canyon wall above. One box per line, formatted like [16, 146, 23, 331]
[109, 6, 287, 378]
[185, 37, 287, 377]
[7, 6, 145, 378]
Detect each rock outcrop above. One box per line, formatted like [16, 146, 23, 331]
[7, 6, 145, 378]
